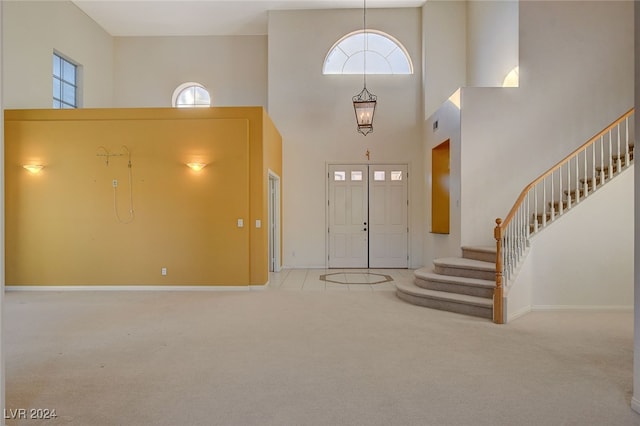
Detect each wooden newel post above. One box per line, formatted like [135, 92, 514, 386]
[493, 218, 504, 324]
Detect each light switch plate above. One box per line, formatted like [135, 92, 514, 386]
[237, 218, 244, 227]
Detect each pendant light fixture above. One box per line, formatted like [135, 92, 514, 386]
[352, 0, 377, 136]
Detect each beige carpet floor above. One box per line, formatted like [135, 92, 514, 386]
[4, 288, 640, 425]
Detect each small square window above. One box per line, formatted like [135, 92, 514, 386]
[374, 171, 386, 181]
[351, 171, 363, 181]
[391, 171, 403, 181]
[334, 171, 346, 181]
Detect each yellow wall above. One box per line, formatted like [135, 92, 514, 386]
[5, 107, 282, 286]
[432, 139, 450, 234]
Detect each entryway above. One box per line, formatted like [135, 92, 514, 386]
[327, 164, 409, 268]
[268, 171, 281, 272]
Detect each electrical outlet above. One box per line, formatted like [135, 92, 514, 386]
[161, 267, 167, 276]
[112, 179, 118, 187]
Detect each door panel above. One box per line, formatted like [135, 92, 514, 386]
[369, 165, 408, 268]
[328, 165, 368, 268]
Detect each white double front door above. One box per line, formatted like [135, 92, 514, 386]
[327, 164, 408, 268]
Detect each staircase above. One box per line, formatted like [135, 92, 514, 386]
[396, 246, 496, 320]
[397, 108, 634, 322]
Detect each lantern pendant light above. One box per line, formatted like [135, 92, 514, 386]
[352, 0, 377, 136]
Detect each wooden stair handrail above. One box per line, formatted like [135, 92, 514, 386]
[493, 107, 634, 324]
[498, 107, 634, 230]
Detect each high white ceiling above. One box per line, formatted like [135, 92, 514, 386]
[71, 0, 426, 36]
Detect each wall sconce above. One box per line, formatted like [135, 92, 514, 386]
[23, 164, 44, 174]
[186, 162, 207, 172]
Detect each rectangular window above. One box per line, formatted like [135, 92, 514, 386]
[350, 171, 363, 181]
[391, 171, 403, 181]
[374, 171, 386, 181]
[53, 53, 78, 109]
[334, 171, 346, 181]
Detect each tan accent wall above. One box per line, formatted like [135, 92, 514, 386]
[4, 107, 281, 286]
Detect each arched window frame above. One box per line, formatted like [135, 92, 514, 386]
[323, 29, 414, 75]
[502, 66, 520, 88]
[172, 82, 211, 108]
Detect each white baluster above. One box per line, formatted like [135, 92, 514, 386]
[609, 130, 613, 180]
[550, 171, 555, 221]
[625, 116, 630, 165]
[502, 236, 507, 284]
[520, 205, 524, 253]
[566, 158, 572, 209]
[524, 191, 531, 241]
[575, 156, 580, 203]
[591, 140, 596, 191]
[599, 135, 605, 184]
[533, 185, 538, 232]
[542, 176, 547, 227]
[516, 207, 521, 255]
[559, 166, 563, 215]
[617, 125, 621, 172]
[583, 148, 589, 196]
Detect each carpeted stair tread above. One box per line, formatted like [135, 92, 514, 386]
[396, 281, 493, 307]
[461, 246, 497, 262]
[433, 257, 494, 272]
[461, 245, 496, 254]
[414, 268, 494, 288]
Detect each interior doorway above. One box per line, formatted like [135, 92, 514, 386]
[268, 171, 281, 272]
[327, 164, 409, 268]
[432, 140, 450, 234]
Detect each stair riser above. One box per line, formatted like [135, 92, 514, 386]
[415, 277, 493, 299]
[396, 290, 492, 319]
[434, 264, 495, 281]
[461, 248, 495, 263]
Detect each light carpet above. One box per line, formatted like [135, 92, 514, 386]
[4, 289, 639, 425]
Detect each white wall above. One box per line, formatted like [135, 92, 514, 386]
[466, 0, 518, 88]
[422, 0, 466, 119]
[423, 91, 463, 267]
[2, 0, 113, 108]
[531, 168, 632, 308]
[632, 0, 640, 415]
[461, 0, 633, 247]
[268, 8, 423, 268]
[113, 36, 267, 107]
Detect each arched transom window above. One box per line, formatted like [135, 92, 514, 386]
[172, 82, 211, 108]
[323, 30, 413, 75]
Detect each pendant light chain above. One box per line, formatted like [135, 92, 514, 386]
[352, 0, 377, 136]
[363, 0, 367, 89]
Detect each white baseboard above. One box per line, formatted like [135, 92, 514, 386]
[532, 305, 633, 312]
[249, 282, 269, 291]
[507, 305, 532, 322]
[6, 285, 264, 292]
